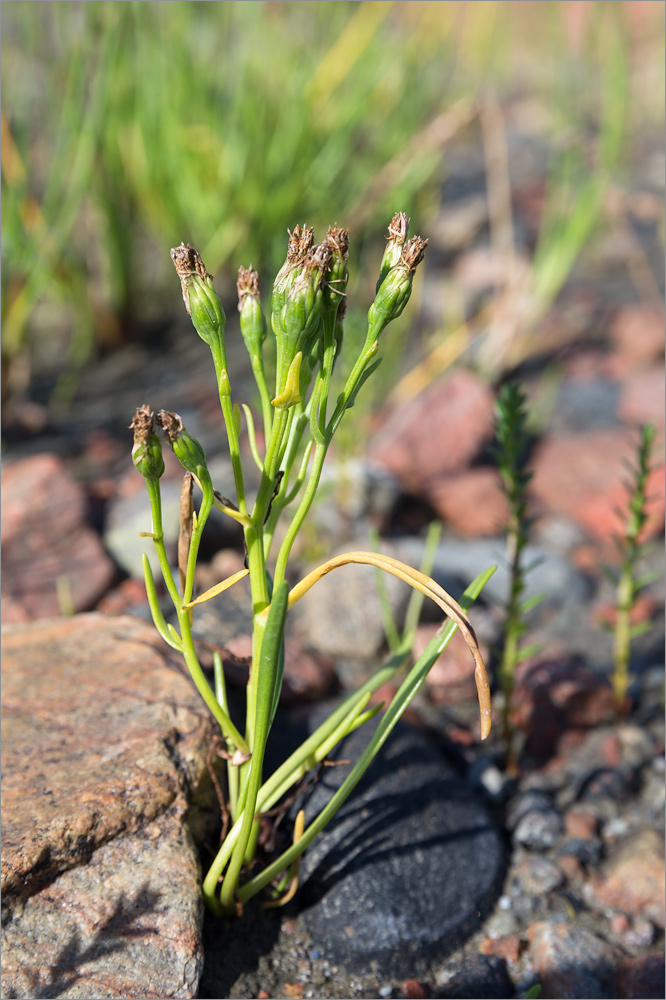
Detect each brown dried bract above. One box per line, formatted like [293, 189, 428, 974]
[170, 243, 211, 314]
[400, 235, 429, 271]
[130, 404, 155, 443]
[178, 472, 194, 593]
[237, 265, 260, 310]
[326, 224, 349, 259]
[286, 224, 314, 264]
[387, 212, 410, 245]
[155, 409, 184, 442]
[303, 242, 332, 277]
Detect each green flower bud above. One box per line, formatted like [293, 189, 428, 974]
[156, 409, 209, 480]
[368, 235, 428, 339]
[321, 225, 349, 326]
[376, 212, 410, 293]
[131, 405, 165, 481]
[171, 243, 226, 352]
[272, 234, 331, 400]
[237, 265, 266, 359]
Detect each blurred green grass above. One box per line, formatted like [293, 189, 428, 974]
[1, 0, 664, 409]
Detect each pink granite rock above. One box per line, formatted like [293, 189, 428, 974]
[587, 829, 666, 928]
[1, 614, 220, 998]
[530, 430, 664, 544]
[610, 304, 665, 371]
[368, 369, 495, 494]
[426, 467, 509, 536]
[1, 454, 116, 621]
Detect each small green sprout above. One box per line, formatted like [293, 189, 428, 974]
[492, 382, 542, 776]
[133, 215, 495, 916]
[610, 423, 657, 717]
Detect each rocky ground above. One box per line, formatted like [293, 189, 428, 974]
[2, 141, 665, 998]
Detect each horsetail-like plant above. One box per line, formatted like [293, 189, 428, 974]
[132, 216, 494, 916]
[610, 423, 657, 717]
[492, 382, 542, 775]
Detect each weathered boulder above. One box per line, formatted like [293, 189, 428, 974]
[1, 614, 219, 999]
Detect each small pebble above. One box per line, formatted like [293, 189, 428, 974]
[602, 816, 630, 842]
[515, 856, 564, 894]
[577, 767, 635, 802]
[564, 809, 599, 840]
[558, 837, 603, 865]
[467, 757, 508, 802]
[513, 809, 563, 850]
[622, 918, 655, 951]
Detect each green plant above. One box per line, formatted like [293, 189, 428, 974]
[492, 382, 543, 775]
[132, 216, 494, 916]
[609, 423, 657, 717]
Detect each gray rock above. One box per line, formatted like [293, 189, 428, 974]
[1, 454, 116, 621]
[105, 457, 236, 579]
[392, 536, 590, 612]
[434, 953, 513, 999]
[104, 477, 183, 578]
[295, 718, 506, 976]
[527, 918, 619, 999]
[290, 537, 411, 663]
[1, 614, 217, 998]
[513, 809, 563, 851]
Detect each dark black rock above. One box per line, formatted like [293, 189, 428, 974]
[433, 953, 514, 999]
[295, 719, 506, 977]
[557, 837, 603, 865]
[575, 766, 637, 803]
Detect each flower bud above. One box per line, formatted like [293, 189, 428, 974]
[237, 265, 266, 360]
[321, 225, 349, 325]
[131, 405, 165, 481]
[376, 212, 410, 292]
[156, 409, 209, 479]
[368, 235, 428, 339]
[171, 243, 226, 352]
[272, 231, 331, 401]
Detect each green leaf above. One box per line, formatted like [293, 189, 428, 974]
[236, 566, 496, 904]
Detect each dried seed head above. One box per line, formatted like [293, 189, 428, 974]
[368, 230, 428, 338]
[156, 409, 209, 477]
[171, 243, 211, 314]
[237, 265, 267, 357]
[326, 224, 349, 260]
[400, 235, 429, 272]
[130, 404, 165, 481]
[376, 213, 410, 292]
[171, 243, 226, 352]
[286, 224, 314, 264]
[155, 408, 184, 443]
[237, 265, 261, 311]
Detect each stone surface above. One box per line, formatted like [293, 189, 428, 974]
[426, 468, 510, 537]
[1, 454, 116, 621]
[530, 430, 665, 544]
[368, 369, 495, 494]
[433, 953, 513, 999]
[527, 919, 619, 1000]
[295, 719, 506, 977]
[614, 953, 666, 1000]
[1, 614, 218, 998]
[617, 365, 666, 429]
[290, 540, 410, 663]
[610, 304, 666, 370]
[1, 812, 202, 1000]
[393, 536, 590, 615]
[587, 829, 666, 928]
[511, 658, 615, 761]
